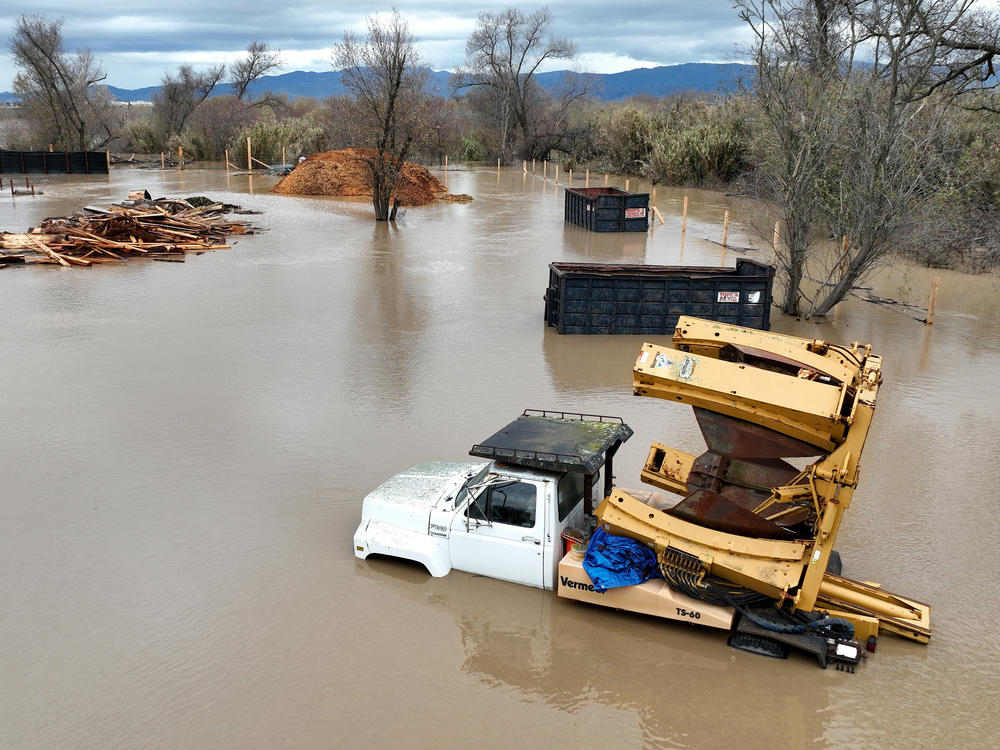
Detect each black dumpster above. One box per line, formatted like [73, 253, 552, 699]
[564, 187, 649, 232]
[544, 259, 773, 334]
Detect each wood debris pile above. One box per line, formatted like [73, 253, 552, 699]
[1, 196, 256, 267]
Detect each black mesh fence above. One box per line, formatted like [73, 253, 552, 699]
[0, 149, 109, 174]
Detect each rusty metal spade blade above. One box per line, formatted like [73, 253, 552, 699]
[694, 407, 823, 458]
[686, 408, 816, 531]
[689, 452, 802, 494]
[667, 488, 797, 539]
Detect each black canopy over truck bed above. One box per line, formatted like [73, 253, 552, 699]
[469, 409, 633, 515]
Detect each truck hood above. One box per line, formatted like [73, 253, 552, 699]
[361, 461, 489, 534]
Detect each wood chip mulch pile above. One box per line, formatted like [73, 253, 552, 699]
[271, 148, 473, 206]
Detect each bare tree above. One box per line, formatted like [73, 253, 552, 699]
[184, 96, 257, 159]
[152, 63, 226, 139]
[416, 95, 467, 164]
[737, 0, 848, 315]
[738, 0, 1000, 317]
[808, 0, 1000, 315]
[899, 0, 1000, 108]
[9, 15, 118, 150]
[334, 11, 428, 221]
[230, 40, 283, 101]
[455, 7, 583, 162]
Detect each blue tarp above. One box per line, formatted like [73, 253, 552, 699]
[582, 526, 661, 592]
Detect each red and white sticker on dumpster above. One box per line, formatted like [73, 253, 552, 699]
[625, 208, 647, 219]
[717, 291, 740, 303]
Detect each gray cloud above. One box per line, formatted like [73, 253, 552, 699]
[1, 1, 752, 90]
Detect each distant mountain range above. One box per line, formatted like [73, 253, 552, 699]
[0, 62, 751, 104]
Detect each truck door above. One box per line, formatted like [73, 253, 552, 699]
[449, 479, 545, 589]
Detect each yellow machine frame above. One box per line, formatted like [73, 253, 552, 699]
[595, 317, 930, 644]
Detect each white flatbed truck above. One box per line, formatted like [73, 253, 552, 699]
[353, 410, 734, 630]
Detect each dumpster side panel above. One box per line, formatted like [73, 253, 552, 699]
[547, 261, 774, 334]
[564, 187, 649, 233]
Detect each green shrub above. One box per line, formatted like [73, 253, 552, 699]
[648, 120, 748, 185]
[230, 113, 326, 165]
[575, 95, 750, 186]
[459, 131, 491, 161]
[592, 104, 654, 174]
[123, 118, 163, 153]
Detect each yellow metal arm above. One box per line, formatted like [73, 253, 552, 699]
[610, 316, 930, 643]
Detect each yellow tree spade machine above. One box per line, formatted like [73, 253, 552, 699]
[596, 316, 931, 669]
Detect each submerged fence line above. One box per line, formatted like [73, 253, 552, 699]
[0, 149, 110, 175]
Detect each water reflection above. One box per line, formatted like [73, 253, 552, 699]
[562, 223, 648, 260]
[348, 221, 430, 420]
[2, 165, 998, 750]
[357, 556, 832, 749]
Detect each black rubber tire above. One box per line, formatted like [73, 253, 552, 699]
[728, 632, 789, 660]
[827, 549, 843, 577]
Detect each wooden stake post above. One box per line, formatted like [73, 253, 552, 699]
[722, 210, 730, 248]
[926, 277, 940, 325]
[682, 196, 689, 233]
[241, 138, 269, 171]
[224, 149, 243, 172]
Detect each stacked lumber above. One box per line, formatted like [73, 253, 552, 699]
[1, 196, 255, 267]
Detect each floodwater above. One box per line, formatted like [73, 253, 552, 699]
[1, 165, 998, 750]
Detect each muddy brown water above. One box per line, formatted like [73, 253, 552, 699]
[1, 166, 998, 749]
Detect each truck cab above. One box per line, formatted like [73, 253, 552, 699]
[353, 410, 632, 590]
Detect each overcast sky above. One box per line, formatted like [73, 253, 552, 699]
[0, 1, 752, 90]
